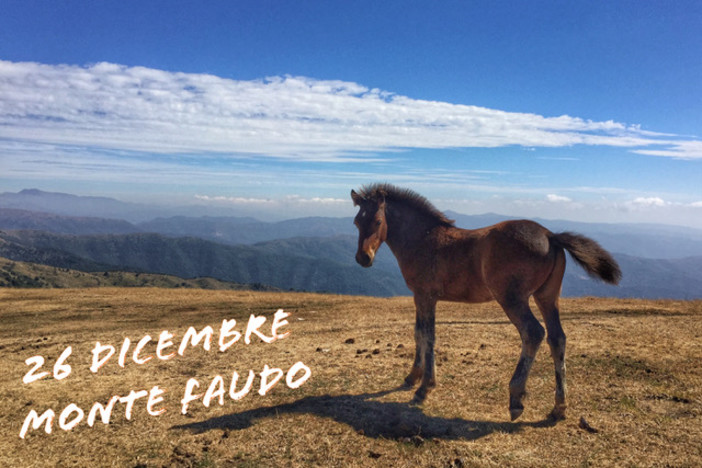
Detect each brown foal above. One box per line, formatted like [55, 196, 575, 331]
[351, 183, 621, 421]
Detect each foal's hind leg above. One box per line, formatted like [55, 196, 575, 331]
[535, 251, 568, 420]
[501, 297, 545, 421]
[535, 296, 567, 421]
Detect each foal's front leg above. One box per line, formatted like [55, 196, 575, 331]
[403, 331, 424, 388]
[406, 294, 437, 404]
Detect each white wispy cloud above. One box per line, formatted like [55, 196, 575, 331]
[192, 193, 348, 219]
[194, 195, 277, 204]
[627, 197, 668, 208]
[1, 60, 700, 160]
[546, 194, 573, 203]
[194, 194, 346, 205]
[632, 140, 702, 159]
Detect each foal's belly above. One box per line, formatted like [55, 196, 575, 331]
[436, 280, 494, 303]
[404, 269, 493, 303]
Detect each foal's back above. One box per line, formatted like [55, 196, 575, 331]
[424, 220, 559, 303]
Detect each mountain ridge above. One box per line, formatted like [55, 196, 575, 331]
[1, 229, 700, 299]
[3, 202, 702, 259]
[1, 189, 701, 299]
[0, 230, 409, 296]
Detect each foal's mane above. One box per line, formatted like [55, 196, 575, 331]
[357, 183, 455, 227]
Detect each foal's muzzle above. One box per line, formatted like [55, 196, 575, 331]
[355, 250, 374, 268]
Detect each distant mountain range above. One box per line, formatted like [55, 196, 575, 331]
[1, 189, 701, 299]
[0, 188, 275, 223]
[4, 189, 702, 259]
[0, 230, 408, 296]
[0, 189, 158, 222]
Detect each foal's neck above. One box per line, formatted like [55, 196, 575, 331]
[385, 201, 443, 251]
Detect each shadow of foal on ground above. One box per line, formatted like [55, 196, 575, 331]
[173, 387, 556, 441]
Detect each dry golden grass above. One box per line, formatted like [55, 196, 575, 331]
[1, 288, 701, 467]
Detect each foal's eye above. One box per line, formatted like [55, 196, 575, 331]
[376, 219, 382, 226]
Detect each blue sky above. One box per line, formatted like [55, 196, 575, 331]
[1, 1, 701, 226]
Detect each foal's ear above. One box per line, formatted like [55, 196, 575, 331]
[351, 190, 364, 207]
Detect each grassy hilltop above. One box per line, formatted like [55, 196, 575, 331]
[0, 257, 278, 291]
[1, 288, 701, 467]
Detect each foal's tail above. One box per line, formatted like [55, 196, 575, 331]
[551, 232, 622, 285]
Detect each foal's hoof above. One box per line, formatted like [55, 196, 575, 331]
[403, 370, 422, 388]
[401, 378, 416, 390]
[548, 405, 567, 421]
[409, 388, 428, 406]
[409, 396, 424, 406]
[509, 396, 525, 421]
[509, 406, 524, 421]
